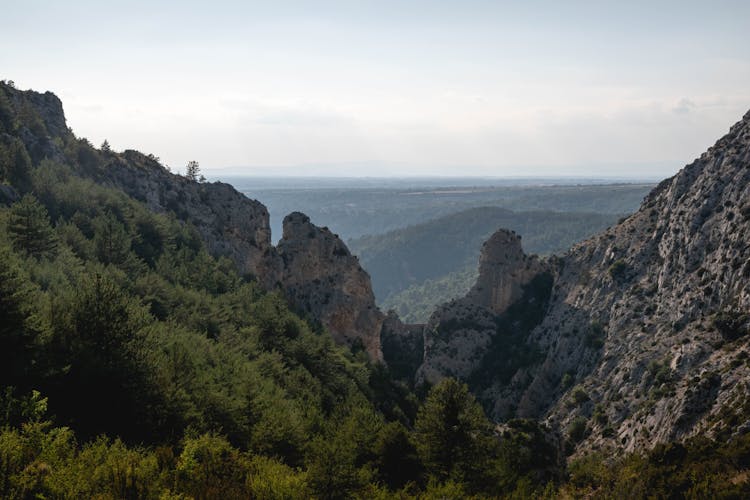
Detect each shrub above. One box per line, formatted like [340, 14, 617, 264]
[713, 311, 750, 341]
[571, 386, 590, 406]
[567, 417, 589, 444]
[584, 321, 606, 349]
[608, 259, 628, 281]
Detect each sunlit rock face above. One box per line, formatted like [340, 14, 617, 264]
[277, 212, 384, 361]
[466, 229, 546, 315]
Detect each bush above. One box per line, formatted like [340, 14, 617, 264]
[571, 386, 590, 406]
[608, 259, 628, 281]
[584, 321, 606, 349]
[567, 417, 589, 444]
[713, 311, 750, 341]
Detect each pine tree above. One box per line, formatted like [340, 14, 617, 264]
[185, 160, 201, 181]
[414, 378, 498, 485]
[0, 247, 42, 384]
[93, 211, 131, 265]
[7, 194, 58, 258]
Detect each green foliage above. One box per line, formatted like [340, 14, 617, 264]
[561, 372, 574, 389]
[608, 259, 628, 281]
[571, 385, 590, 406]
[414, 379, 498, 490]
[7, 194, 57, 258]
[373, 421, 423, 490]
[563, 436, 750, 498]
[584, 321, 606, 349]
[0, 136, 32, 190]
[185, 160, 201, 181]
[382, 266, 477, 323]
[567, 416, 589, 444]
[592, 404, 608, 426]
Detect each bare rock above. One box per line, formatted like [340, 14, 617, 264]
[278, 212, 384, 360]
[417, 229, 548, 386]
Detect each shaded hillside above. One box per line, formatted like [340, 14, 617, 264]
[349, 206, 622, 302]
[382, 266, 478, 323]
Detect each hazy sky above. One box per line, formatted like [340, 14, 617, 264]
[2, 0, 749, 178]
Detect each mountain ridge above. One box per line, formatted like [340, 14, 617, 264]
[416, 106, 750, 455]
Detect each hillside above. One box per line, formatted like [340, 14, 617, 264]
[349, 206, 621, 303]
[414, 107, 750, 460]
[1, 80, 749, 497]
[382, 266, 478, 323]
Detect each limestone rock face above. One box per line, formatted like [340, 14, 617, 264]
[415, 109, 750, 457]
[466, 230, 546, 314]
[417, 229, 548, 386]
[100, 151, 281, 288]
[277, 212, 384, 360]
[525, 109, 750, 456]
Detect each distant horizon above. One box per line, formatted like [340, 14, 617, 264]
[3, 1, 748, 179]
[211, 172, 663, 183]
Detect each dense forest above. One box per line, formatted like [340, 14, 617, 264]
[1, 80, 749, 498]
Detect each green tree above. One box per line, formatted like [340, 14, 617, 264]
[185, 160, 201, 181]
[373, 421, 423, 490]
[92, 211, 131, 265]
[414, 378, 498, 487]
[50, 273, 159, 440]
[0, 249, 43, 386]
[7, 194, 57, 258]
[176, 433, 248, 499]
[0, 137, 32, 190]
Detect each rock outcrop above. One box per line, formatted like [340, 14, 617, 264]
[277, 212, 384, 360]
[417, 229, 549, 386]
[380, 311, 425, 381]
[465, 230, 546, 314]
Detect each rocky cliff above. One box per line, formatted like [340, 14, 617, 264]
[0, 82, 385, 360]
[418, 110, 750, 455]
[416, 229, 550, 391]
[277, 212, 384, 360]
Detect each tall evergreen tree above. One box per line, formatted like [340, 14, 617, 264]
[93, 211, 131, 265]
[414, 378, 498, 487]
[7, 194, 57, 258]
[0, 248, 42, 386]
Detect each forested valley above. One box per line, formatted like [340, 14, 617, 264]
[1, 80, 749, 499]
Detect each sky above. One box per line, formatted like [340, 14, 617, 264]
[2, 0, 749, 178]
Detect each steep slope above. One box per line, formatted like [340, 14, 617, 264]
[0, 82, 384, 359]
[420, 110, 750, 455]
